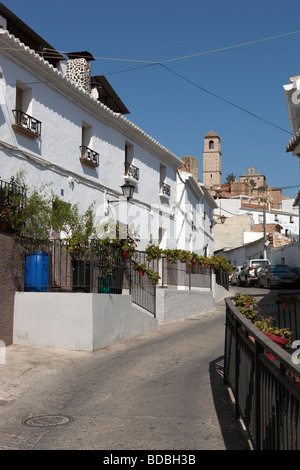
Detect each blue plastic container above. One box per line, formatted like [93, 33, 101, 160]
[25, 252, 48, 292]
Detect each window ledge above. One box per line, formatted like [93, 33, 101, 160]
[159, 192, 170, 200]
[124, 175, 138, 185]
[12, 123, 39, 140]
[80, 156, 99, 168]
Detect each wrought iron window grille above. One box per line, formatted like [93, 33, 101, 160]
[124, 162, 139, 181]
[12, 109, 42, 136]
[159, 182, 171, 197]
[80, 146, 99, 167]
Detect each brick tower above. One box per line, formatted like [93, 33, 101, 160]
[203, 130, 222, 188]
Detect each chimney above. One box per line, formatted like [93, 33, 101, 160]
[66, 51, 95, 93]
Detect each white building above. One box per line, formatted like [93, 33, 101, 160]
[0, 4, 216, 254]
[215, 197, 299, 241]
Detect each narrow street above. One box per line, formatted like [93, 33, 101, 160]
[0, 301, 249, 451]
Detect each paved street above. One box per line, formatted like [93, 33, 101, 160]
[0, 299, 250, 451]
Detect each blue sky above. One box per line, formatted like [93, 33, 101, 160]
[5, 0, 300, 198]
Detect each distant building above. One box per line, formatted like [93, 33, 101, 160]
[202, 130, 222, 189]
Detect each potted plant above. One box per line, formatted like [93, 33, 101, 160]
[145, 267, 161, 285]
[134, 262, 147, 276]
[121, 240, 136, 259]
[253, 316, 292, 361]
[277, 295, 299, 310]
[188, 253, 198, 266]
[145, 243, 163, 262]
[234, 293, 258, 309]
[178, 250, 189, 263]
[163, 248, 180, 267]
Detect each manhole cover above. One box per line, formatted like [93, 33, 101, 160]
[23, 415, 73, 427]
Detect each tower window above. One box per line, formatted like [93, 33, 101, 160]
[209, 140, 214, 149]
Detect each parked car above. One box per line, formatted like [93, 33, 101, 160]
[230, 266, 243, 286]
[238, 259, 270, 287]
[257, 264, 299, 289]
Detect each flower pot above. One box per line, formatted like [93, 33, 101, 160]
[98, 276, 112, 294]
[282, 302, 291, 310]
[264, 332, 289, 363]
[138, 269, 145, 276]
[122, 250, 129, 259]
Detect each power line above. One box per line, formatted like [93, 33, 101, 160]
[158, 63, 293, 135]
[39, 29, 300, 65]
[159, 30, 300, 64]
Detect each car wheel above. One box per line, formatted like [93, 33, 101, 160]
[267, 279, 272, 289]
[245, 277, 251, 287]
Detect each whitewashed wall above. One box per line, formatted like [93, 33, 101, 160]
[0, 37, 214, 253]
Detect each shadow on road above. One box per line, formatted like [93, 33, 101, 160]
[209, 356, 251, 450]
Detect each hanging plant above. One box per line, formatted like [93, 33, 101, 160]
[145, 244, 163, 262]
[163, 249, 180, 267]
[178, 250, 189, 263]
[146, 268, 161, 285]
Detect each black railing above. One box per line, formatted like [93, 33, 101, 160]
[159, 182, 171, 197]
[13, 109, 41, 136]
[0, 177, 26, 231]
[215, 267, 229, 290]
[160, 258, 212, 290]
[224, 297, 300, 450]
[257, 296, 300, 343]
[80, 146, 99, 166]
[22, 240, 157, 316]
[124, 162, 139, 181]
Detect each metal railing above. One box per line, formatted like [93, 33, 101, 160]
[160, 257, 212, 290]
[224, 297, 300, 450]
[0, 177, 26, 231]
[159, 182, 171, 197]
[13, 109, 41, 136]
[124, 162, 139, 181]
[80, 146, 99, 166]
[22, 240, 157, 316]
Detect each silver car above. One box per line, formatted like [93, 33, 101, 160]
[230, 266, 243, 286]
[257, 264, 299, 288]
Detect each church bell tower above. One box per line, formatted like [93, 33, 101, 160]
[203, 130, 222, 189]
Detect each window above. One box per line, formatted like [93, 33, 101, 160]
[209, 140, 214, 149]
[159, 164, 170, 197]
[12, 81, 41, 138]
[124, 143, 139, 181]
[80, 122, 99, 167]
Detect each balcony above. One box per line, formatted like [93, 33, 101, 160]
[80, 146, 99, 168]
[12, 110, 41, 139]
[159, 182, 171, 199]
[124, 162, 139, 183]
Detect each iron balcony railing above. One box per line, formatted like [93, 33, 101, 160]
[13, 109, 42, 136]
[124, 162, 139, 181]
[159, 182, 171, 197]
[80, 146, 99, 166]
[224, 296, 300, 450]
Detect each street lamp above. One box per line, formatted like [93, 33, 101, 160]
[105, 181, 135, 215]
[120, 181, 135, 201]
